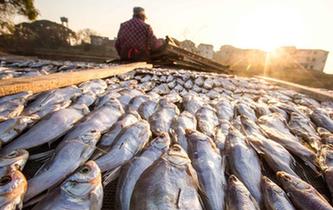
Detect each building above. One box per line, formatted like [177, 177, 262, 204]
[90, 35, 110, 46]
[292, 48, 328, 72]
[214, 45, 266, 71]
[214, 45, 329, 73]
[198, 43, 214, 59]
[179, 40, 197, 53]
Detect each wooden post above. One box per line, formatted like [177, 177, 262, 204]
[0, 62, 152, 97]
[256, 76, 333, 102]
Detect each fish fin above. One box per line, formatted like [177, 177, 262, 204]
[102, 166, 122, 186]
[29, 149, 55, 162]
[31, 150, 55, 176]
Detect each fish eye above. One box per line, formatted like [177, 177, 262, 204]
[0, 176, 12, 186]
[80, 166, 90, 174]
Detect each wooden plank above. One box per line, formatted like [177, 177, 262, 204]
[0, 62, 152, 97]
[256, 76, 333, 102]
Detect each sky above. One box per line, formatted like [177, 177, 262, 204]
[33, 0, 333, 73]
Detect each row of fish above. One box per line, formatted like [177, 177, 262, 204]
[0, 58, 116, 79]
[0, 66, 333, 209]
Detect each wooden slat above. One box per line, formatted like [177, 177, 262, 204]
[0, 62, 152, 97]
[256, 76, 333, 102]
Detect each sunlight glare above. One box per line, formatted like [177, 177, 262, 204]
[234, 6, 304, 52]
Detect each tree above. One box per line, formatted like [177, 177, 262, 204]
[0, 0, 39, 34]
[75, 28, 98, 45]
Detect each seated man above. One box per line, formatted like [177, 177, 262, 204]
[115, 7, 164, 61]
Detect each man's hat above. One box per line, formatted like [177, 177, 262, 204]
[133, 7, 145, 15]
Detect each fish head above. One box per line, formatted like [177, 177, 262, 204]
[0, 167, 27, 203]
[61, 161, 101, 199]
[150, 132, 170, 151]
[163, 144, 190, 167]
[0, 149, 29, 172]
[277, 171, 309, 191]
[262, 176, 284, 194]
[317, 145, 333, 170]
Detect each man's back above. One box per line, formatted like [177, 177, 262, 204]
[115, 18, 154, 60]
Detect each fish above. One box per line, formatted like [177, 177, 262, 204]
[196, 105, 219, 138]
[24, 130, 101, 202]
[213, 99, 234, 121]
[317, 144, 333, 171]
[214, 120, 230, 152]
[258, 113, 317, 169]
[79, 79, 107, 96]
[235, 102, 257, 121]
[1, 104, 90, 154]
[182, 94, 204, 114]
[0, 149, 29, 174]
[325, 167, 333, 203]
[255, 102, 271, 117]
[32, 161, 103, 210]
[226, 175, 260, 210]
[127, 95, 151, 112]
[116, 89, 144, 109]
[73, 91, 97, 107]
[262, 176, 296, 210]
[0, 116, 35, 146]
[186, 130, 226, 210]
[171, 111, 196, 152]
[131, 144, 203, 210]
[240, 116, 299, 177]
[0, 167, 27, 210]
[226, 127, 263, 206]
[93, 112, 141, 159]
[116, 133, 170, 210]
[0, 100, 25, 122]
[317, 127, 333, 144]
[23, 86, 81, 118]
[63, 98, 124, 141]
[277, 171, 333, 210]
[0, 91, 32, 104]
[149, 100, 179, 136]
[289, 112, 321, 152]
[95, 120, 151, 172]
[138, 100, 157, 120]
[311, 108, 333, 133]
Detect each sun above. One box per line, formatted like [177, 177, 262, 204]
[234, 6, 304, 52]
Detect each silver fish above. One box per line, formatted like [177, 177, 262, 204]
[0, 92, 32, 104]
[79, 79, 107, 96]
[235, 102, 257, 121]
[171, 111, 196, 152]
[214, 99, 234, 121]
[64, 99, 124, 141]
[93, 112, 141, 159]
[32, 161, 103, 210]
[317, 127, 333, 144]
[186, 130, 226, 210]
[261, 176, 296, 210]
[226, 175, 260, 210]
[116, 133, 170, 210]
[138, 100, 157, 121]
[258, 113, 317, 169]
[226, 128, 263, 206]
[24, 130, 101, 202]
[0, 167, 27, 210]
[196, 105, 219, 138]
[95, 120, 151, 172]
[0, 100, 25, 122]
[317, 144, 333, 171]
[149, 101, 179, 136]
[23, 86, 81, 118]
[182, 94, 204, 114]
[289, 112, 321, 152]
[277, 171, 333, 210]
[311, 108, 333, 133]
[0, 149, 29, 174]
[131, 144, 203, 210]
[0, 116, 35, 146]
[127, 95, 151, 112]
[215, 120, 230, 152]
[1, 104, 90, 154]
